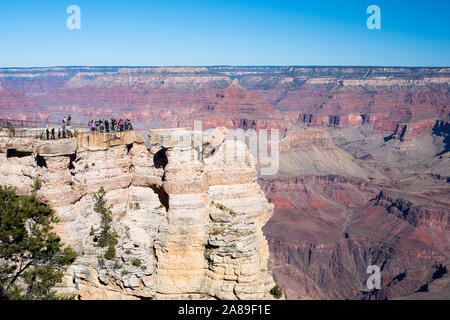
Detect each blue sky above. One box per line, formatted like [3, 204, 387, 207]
[0, 0, 449, 67]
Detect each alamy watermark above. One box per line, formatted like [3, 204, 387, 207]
[66, 5, 81, 30]
[366, 265, 381, 290]
[366, 5, 381, 30]
[65, 5, 380, 31]
[192, 121, 279, 176]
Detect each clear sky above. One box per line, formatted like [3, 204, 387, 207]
[0, 0, 449, 67]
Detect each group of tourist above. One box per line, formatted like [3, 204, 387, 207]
[63, 115, 72, 126]
[41, 115, 133, 140]
[88, 118, 133, 132]
[43, 115, 72, 140]
[44, 127, 69, 140]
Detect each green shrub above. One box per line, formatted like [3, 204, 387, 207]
[132, 258, 142, 267]
[31, 179, 42, 192]
[92, 187, 118, 260]
[93, 187, 117, 248]
[212, 201, 240, 216]
[105, 244, 116, 260]
[270, 285, 283, 299]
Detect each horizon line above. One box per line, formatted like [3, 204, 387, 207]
[0, 65, 449, 70]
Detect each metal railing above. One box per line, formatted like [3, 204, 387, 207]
[0, 118, 81, 139]
[1, 118, 140, 140]
[0, 118, 84, 129]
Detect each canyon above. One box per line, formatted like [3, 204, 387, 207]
[0, 66, 449, 299]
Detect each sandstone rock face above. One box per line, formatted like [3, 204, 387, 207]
[35, 138, 78, 156]
[0, 128, 275, 300]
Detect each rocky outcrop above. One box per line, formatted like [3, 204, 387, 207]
[0, 128, 276, 300]
[294, 113, 368, 128]
[374, 190, 450, 230]
[147, 127, 275, 299]
[381, 119, 437, 143]
[174, 79, 286, 130]
[433, 117, 450, 155]
[276, 128, 371, 178]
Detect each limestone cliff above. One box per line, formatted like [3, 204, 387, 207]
[0, 127, 276, 300]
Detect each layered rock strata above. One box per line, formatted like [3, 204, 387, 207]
[0, 128, 276, 300]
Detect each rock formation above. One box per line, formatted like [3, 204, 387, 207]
[174, 79, 286, 130]
[1, 65, 449, 300]
[4, 66, 447, 137]
[0, 127, 276, 300]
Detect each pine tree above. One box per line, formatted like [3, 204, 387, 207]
[0, 185, 77, 300]
[92, 187, 117, 260]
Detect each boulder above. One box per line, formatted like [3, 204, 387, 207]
[35, 138, 77, 157]
[202, 127, 227, 157]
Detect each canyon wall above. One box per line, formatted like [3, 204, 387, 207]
[259, 126, 449, 300]
[1, 66, 447, 137]
[0, 127, 276, 300]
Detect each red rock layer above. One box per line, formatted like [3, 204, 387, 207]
[174, 80, 287, 130]
[1, 67, 448, 139]
[260, 176, 449, 300]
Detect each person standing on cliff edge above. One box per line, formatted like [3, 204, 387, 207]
[62, 123, 66, 138]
